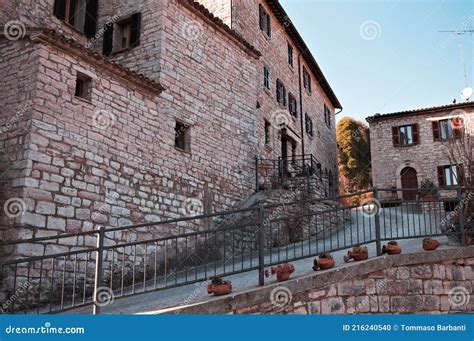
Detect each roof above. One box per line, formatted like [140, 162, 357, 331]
[366, 101, 474, 123]
[180, 0, 261, 58]
[265, 0, 342, 110]
[22, 28, 165, 94]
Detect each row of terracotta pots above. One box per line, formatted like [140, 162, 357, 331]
[208, 238, 441, 296]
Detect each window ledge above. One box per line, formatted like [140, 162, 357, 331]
[74, 95, 93, 105]
[175, 146, 191, 155]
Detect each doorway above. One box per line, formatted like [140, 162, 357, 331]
[400, 167, 418, 200]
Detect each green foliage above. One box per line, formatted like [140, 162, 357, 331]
[336, 117, 371, 192]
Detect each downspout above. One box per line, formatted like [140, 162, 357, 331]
[297, 52, 305, 157]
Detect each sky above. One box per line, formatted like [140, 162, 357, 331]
[280, 0, 474, 124]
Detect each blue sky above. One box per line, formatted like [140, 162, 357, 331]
[280, 0, 473, 124]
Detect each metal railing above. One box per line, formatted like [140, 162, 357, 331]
[1, 186, 471, 314]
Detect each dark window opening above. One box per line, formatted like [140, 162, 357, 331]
[258, 4, 271, 37]
[324, 104, 332, 127]
[103, 12, 142, 56]
[264, 120, 271, 144]
[175, 121, 190, 152]
[305, 113, 314, 137]
[288, 43, 293, 67]
[74, 73, 92, 100]
[276, 79, 286, 106]
[303, 67, 311, 93]
[263, 66, 270, 89]
[288, 93, 297, 117]
[53, 0, 98, 38]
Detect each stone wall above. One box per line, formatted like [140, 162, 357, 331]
[161, 247, 474, 314]
[368, 104, 474, 200]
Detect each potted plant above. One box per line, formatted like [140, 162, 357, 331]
[381, 241, 402, 255]
[207, 276, 232, 296]
[312, 252, 335, 271]
[420, 179, 438, 200]
[265, 263, 295, 282]
[344, 245, 368, 262]
[422, 237, 440, 251]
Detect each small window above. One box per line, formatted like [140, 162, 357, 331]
[175, 121, 191, 153]
[74, 73, 92, 100]
[263, 66, 270, 89]
[103, 13, 142, 56]
[303, 67, 311, 93]
[324, 104, 331, 127]
[276, 79, 286, 106]
[53, 0, 98, 38]
[432, 118, 463, 141]
[392, 124, 419, 146]
[287, 43, 293, 67]
[305, 113, 313, 137]
[437, 165, 463, 188]
[264, 120, 271, 144]
[288, 93, 297, 117]
[258, 4, 271, 37]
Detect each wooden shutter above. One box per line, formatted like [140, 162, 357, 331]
[457, 164, 465, 185]
[266, 13, 271, 37]
[84, 0, 99, 38]
[412, 123, 419, 145]
[54, 0, 66, 20]
[259, 4, 264, 30]
[392, 127, 400, 146]
[130, 12, 142, 47]
[437, 166, 445, 188]
[103, 23, 114, 56]
[68, 0, 76, 25]
[432, 121, 440, 141]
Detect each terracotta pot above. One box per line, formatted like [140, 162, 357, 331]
[344, 250, 368, 262]
[317, 258, 335, 270]
[382, 243, 402, 255]
[422, 239, 440, 251]
[268, 263, 295, 282]
[276, 271, 291, 282]
[207, 282, 232, 296]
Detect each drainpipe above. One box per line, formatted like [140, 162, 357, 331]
[297, 52, 305, 158]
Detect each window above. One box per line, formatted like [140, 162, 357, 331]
[392, 124, 419, 147]
[276, 79, 286, 106]
[288, 93, 297, 117]
[74, 73, 92, 100]
[324, 104, 331, 127]
[432, 118, 463, 141]
[258, 4, 271, 37]
[175, 121, 190, 152]
[103, 13, 142, 56]
[53, 0, 98, 38]
[264, 120, 271, 144]
[305, 113, 314, 137]
[287, 43, 293, 67]
[438, 165, 464, 188]
[263, 66, 270, 89]
[303, 67, 311, 93]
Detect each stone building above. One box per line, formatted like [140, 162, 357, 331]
[366, 102, 473, 201]
[0, 0, 341, 259]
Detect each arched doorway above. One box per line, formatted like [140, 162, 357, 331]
[400, 167, 418, 200]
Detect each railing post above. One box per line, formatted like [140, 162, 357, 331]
[255, 156, 260, 192]
[457, 187, 465, 246]
[373, 188, 382, 256]
[258, 204, 265, 286]
[93, 226, 105, 315]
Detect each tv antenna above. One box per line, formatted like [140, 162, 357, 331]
[439, 29, 473, 100]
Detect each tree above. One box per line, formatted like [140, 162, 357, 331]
[336, 117, 371, 193]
